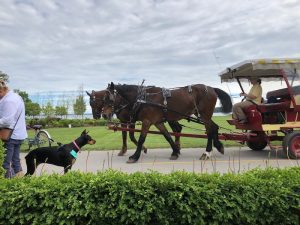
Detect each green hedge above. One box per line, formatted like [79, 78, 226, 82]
[27, 118, 113, 128]
[0, 168, 299, 225]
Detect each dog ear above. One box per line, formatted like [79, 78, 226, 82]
[82, 129, 87, 135]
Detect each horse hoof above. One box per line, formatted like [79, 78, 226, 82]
[218, 146, 224, 154]
[118, 151, 125, 156]
[127, 158, 138, 163]
[143, 147, 148, 154]
[118, 148, 127, 156]
[199, 153, 210, 160]
[170, 154, 179, 160]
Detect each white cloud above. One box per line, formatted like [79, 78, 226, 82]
[0, 0, 299, 97]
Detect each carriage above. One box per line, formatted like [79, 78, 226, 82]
[89, 58, 300, 161]
[220, 58, 300, 159]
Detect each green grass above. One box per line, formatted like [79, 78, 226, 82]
[21, 116, 240, 152]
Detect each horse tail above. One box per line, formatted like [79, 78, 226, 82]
[213, 88, 232, 113]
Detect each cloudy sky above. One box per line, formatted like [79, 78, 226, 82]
[1, 0, 300, 95]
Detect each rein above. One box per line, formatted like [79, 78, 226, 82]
[110, 91, 131, 115]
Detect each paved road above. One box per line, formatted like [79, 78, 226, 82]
[20, 147, 300, 175]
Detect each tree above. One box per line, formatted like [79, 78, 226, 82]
[27, 102, 41, 118]
[59, 92, 71, 119]
[42, 102, 55, 118]
[73, 84, 86, 119]
[16, 90, 30, 102]
[16, 90, 41, 118]
[73, 95, 86, 119]
[55, 106, 68, 118]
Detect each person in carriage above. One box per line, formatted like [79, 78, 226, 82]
[232, 77, 262, 124]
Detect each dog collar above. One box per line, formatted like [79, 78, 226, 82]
[73, 141, 81, 152]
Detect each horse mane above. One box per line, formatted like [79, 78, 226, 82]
[115, 84, 138, 103]
[114, 83, 159, 103]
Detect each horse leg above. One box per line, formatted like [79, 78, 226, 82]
[168, 121, 182, 153]
[127, 120, 151, 163]
[118, 124, 128, 156]
[155, 123, 180, 160]
[128, 124, 148, 154]
[211, 121, 224, 154]
[200, 120, 214, 160]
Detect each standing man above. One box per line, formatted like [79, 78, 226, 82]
[232, 77, 262, 123]
[0, 80, 27, 178]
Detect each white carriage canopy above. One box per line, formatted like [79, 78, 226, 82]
[219, 58, 300, 82]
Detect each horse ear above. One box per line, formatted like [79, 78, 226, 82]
[110, 82, 114, 90]
[86, 91, 91, 96]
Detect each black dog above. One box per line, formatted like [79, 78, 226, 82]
[25, 130, 96, 175]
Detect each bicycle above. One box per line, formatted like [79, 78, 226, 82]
[26, 125, 54, 150]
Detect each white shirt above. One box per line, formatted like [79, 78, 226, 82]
[0, 90, 28, 140]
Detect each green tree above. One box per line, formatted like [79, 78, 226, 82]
[73, 84, 86, 119]
[16, 90, 41, 117]
[55, 106, 68, 118]
[73, 95, 86, 119]
[16, 90, 30, 102]
[43, 102, 55, 118]
[27, 102, 41, 118]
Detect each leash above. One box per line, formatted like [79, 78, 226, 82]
[72, 140, 81, 152]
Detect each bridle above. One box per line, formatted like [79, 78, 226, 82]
[104, 87, 130, 115]
[89, 92, 105, 118]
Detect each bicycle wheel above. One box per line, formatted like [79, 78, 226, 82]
[36, 130, 52, 148]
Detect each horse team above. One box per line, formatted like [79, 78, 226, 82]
[87, 82, 232, 163]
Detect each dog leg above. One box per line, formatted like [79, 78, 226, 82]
[64, 165, 72, 174]
[25, 155, 37, 176]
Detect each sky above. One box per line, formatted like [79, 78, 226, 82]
[1, 0, 300, 97]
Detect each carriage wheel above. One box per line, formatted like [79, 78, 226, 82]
[246, 131, 267, 151]
[282, 132, 300, 159]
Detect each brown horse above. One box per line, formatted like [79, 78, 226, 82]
[87, 90, 183, 156]
[87, 89, 148, 156]
[86, 90, 106, 119]
[102, 82, 232, 163]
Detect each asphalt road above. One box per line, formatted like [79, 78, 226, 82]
[20, 146, 300, 175]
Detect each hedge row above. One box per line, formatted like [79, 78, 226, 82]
[26, 118, 115, 128]
[0, 168, 299, 225]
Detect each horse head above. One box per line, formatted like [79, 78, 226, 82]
[102, 82, 134, 121]
[86, 90, 106, 119]
[101, 83, 116, 121]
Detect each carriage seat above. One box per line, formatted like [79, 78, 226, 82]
[256, 101, 291, 113]
[266, 85, 300, 101]
[242, 101, 291, 125]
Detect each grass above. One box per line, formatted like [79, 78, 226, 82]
[21, 116, 241, 152]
